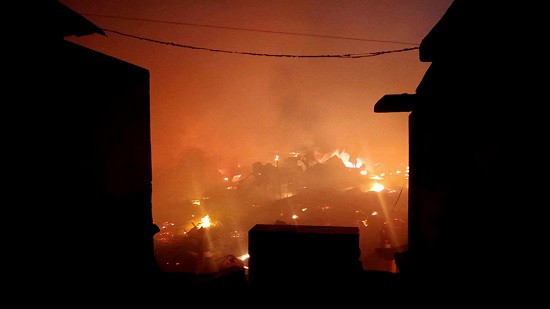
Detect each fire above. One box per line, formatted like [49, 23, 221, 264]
[198, 215, 212, 228]
[319, 149, 365, 168]
[370, 182, 385, 192]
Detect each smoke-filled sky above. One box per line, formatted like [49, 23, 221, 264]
[60, 0, 454, 223]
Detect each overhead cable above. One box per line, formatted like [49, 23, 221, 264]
[85, 13, 419, 46]
[102, 28, 419, 59]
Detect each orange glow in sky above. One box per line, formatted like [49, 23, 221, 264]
[60, 0, 453, 222]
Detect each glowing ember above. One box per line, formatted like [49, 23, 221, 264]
[198, 215, 212, 228]
[154, 148, 409, 274]
[370, 183, 385, 192]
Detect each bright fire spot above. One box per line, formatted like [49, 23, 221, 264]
[339, 150, 363, 168]
[370, 183, 385, 192]
[198, 215, 212, 228]
[301, 208, 307, 212]
[372, 211, 378, 216]
[292, 215, 298, 219]
[370, 175, 383, 180]
[360, 170, 367, 176]
[161, 222, 175, 229]
[239, 253, 250, 261]
[231, 175, 242, 182]
[343, 161, 355, 168]
[318, 149, 364, 169]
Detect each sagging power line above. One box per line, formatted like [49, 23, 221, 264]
[102, 28, 419, 59]
[84, 13, 419, 46]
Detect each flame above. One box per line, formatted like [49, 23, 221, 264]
[313, 149, 365, 168]
[370, 182, 385, 192]
[198, 215, 212, 228]
[231, 174, 242, 182]
[327, 149, 365, 168]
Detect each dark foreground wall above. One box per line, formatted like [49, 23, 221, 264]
[375, 1, 539, 296]
[11, 39, 158, 280]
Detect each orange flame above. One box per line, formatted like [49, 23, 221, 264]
[198, 215, 212, 228]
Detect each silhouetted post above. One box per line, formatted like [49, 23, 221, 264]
[196, 227, 206, 274]
[275, 155, 281, 199]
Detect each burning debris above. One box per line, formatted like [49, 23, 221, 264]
[154, 151, 408, 274]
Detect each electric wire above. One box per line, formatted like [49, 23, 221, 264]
[102, 28, 419, 58]
[84, 13, 419, 46]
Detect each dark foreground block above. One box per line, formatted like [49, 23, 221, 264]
[248, 224, 362, 291]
